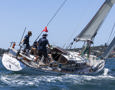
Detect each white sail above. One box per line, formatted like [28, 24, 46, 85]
[75, 0, 115, 42]
[101, 36, 115, 59]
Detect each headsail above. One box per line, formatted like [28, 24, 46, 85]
[101, 36, 115, 59]
[74, 0, 115, 42]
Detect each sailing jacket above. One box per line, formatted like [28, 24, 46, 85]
[38, 37, 49, 52]
[23, 35, 30, 45]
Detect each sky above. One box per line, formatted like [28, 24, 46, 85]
[0, 0, 115, 49]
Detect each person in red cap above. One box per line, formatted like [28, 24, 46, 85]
[35, 34, 50, 64]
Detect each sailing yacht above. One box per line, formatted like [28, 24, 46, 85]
[2, 0, 115, 75]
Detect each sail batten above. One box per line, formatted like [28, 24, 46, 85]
[75, 0, 114, 42]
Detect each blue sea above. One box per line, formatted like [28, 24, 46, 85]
[0, 56, 115, 90]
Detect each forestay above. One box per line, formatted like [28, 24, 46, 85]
[74, 0, 115, 42]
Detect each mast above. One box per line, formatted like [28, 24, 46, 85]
[74, 0, 115, 42]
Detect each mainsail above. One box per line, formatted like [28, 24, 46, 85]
[74, 0, 115, 42]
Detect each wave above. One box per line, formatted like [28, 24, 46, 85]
[0, 68, 115, 87]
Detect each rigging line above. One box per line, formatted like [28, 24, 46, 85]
[64, 28, 79, 49]
[19, 27, 26, 46]
[46, 0, 67, 27]
[107, 23, 115, 44]
[34, 0, 67, 43]
[63, 31, 75, 49]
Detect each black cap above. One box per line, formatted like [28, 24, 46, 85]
[42, 34, 48, 37]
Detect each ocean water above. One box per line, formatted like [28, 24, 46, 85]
[0, 56, 115, 90]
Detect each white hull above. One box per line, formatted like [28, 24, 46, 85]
[2, 53, 26, 71]
[2, 52, 105, 75]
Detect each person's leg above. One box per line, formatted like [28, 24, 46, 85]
[25, 44, 30, 55]
[23, 44, 27, 53]
[43, 51, 49, 64]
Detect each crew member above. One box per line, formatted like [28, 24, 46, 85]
[81, 40, 93, 58]
[35, 34, 50, 63]
[21, 31, 32, 54]
[31, 41, 37, 55]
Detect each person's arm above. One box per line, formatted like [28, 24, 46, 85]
[20, 38, 25, 44]
[47, 40, 50, 48]
[21, 35, 27, 44]
[48, 43, 50, 48]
